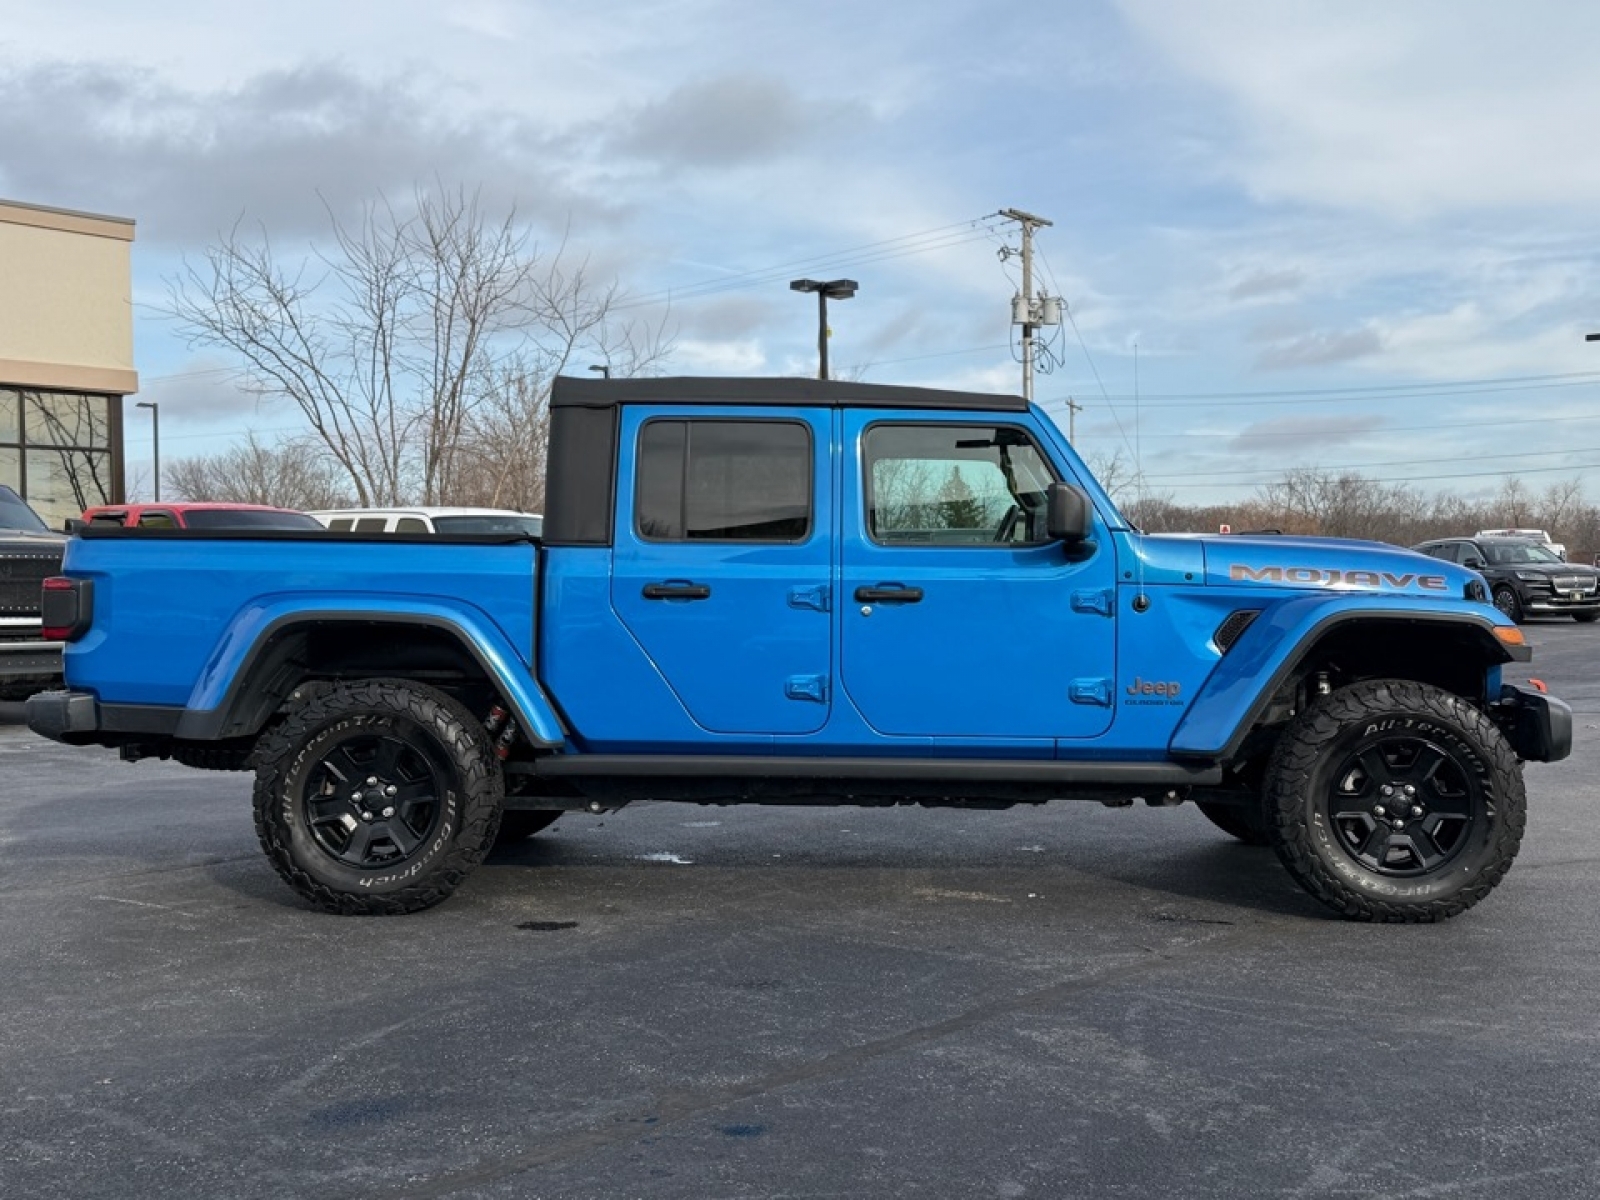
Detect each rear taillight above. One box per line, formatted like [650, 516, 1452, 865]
[41, 576, 94, 641]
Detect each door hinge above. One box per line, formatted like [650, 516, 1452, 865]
[784, 674, 830, 704]
[788, 584, 831, 612]
[1069, 677, 1113, 707]
[1071, 588, 1114, 617]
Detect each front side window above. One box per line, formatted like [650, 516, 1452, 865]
[865, 424, 1058, 546]
[636, 419, 811, 542]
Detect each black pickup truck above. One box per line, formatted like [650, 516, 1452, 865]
[0, 485, 65, 700]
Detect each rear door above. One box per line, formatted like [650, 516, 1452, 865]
[609, 407, 834, 735]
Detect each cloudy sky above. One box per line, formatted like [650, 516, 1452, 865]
[4, 0, 1599, 506]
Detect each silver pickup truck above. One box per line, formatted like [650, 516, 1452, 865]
[0, 485, 64, 700]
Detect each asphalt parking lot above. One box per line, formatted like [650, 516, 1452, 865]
[3, 626, 1599, 1200]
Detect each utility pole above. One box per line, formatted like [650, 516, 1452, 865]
[1063, 395, 1083, 442]
[998, 208, 1060, 402]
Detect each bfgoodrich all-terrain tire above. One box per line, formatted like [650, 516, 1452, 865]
[1264, 679, 1525, 922]
[252, 679, 503, 914]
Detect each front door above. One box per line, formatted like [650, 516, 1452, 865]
[839, 414, 1117, 740]
[610, 407, 834, 736]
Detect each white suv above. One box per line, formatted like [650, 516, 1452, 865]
[309, 506, 542, 537]
[1475, 528, 1565, 561]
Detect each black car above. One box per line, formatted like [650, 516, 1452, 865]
[0, 485, 67, 699]
[1413, 535, 1600, 623]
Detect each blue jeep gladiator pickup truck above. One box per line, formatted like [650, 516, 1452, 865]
[27, 375, 1570, 921]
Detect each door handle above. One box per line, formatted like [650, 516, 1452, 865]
[642, 581, 712, 600]
[854, 584, 924, 604]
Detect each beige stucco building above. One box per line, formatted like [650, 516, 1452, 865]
[1, 198, 137, 528]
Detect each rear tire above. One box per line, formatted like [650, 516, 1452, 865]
[1264, 679, 1524, 922]
[252, 679, 503, 914]
[1574, 612, 1599, 624]
[495, 809, 562, 843]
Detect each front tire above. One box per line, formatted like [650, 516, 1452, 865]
[1492, 584, 1523, 623]
[1574, 612, 1599, 624]
[1264, 679, 1525, 922]
[1196, 800, 1270, 846]
[252, 679, 503, 914]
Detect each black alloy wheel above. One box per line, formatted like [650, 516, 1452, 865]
[1323, 735, 1477, 876]
[1492, 584, 1523, 623]
[303, 727, 452, 869]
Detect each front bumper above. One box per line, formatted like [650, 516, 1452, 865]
[1493, 683, 1572, 763]
[1522, 597, 1600, 614]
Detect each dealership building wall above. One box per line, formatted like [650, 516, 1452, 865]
[0, 199, 137, 529]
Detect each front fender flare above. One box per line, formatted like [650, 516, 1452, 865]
[1168, 595, 1523, 762]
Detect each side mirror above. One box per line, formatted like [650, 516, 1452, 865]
[1463, 556, 1485, 570]
[1046, 482, 1093, 544]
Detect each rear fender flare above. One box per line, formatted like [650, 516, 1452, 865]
[173, 595, 565, 747]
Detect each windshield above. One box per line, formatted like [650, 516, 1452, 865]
[1484, 541, 1562, 565]
[182, 509, 324, 530]
[0, 486, 49, 533]
[431, 514, 543, 537]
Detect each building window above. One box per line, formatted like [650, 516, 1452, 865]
[0, 388, 115, 529]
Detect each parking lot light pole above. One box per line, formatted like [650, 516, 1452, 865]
[789, 278, 858, 380]
[135, 400, 160, 501]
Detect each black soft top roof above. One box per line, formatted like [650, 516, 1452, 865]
[551, 375, 1029, 413]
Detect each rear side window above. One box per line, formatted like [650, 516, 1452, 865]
[635, 419, 811, 542]
[327, 518, 354, 531]
[355, 517, 389, 532]
[137, 511, 179, 529]
[395, 518, 429, 533]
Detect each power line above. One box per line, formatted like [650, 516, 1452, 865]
[613, 216, 1008, 311]
[1051, 369, 1600, 403]
[1069, 411, 1600, 440]
[1144, 444, 1600, 482]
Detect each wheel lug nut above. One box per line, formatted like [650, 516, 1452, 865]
[1411, 805, 1424, 817]
[351, 791, 362, 801]
[1374, 805, 1387, 816]
[366, 776, 378, 785]
[361, 810, 373, 821]
[385, 785, 398, 797]
[1380, 785, 1394, 796]
[1392, 819, 1405, 829]
[1403, 784, 1416, 796]
[382, 806, 395, 818]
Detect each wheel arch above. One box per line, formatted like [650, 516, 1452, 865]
[174, 608, 566, 748]
[1171, 604, 1524, 764]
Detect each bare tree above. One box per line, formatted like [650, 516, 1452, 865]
[168, 432, 354, 510]
[168, 184, 671, 508]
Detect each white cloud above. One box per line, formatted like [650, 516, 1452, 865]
[1118, 0, 1600, 217]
